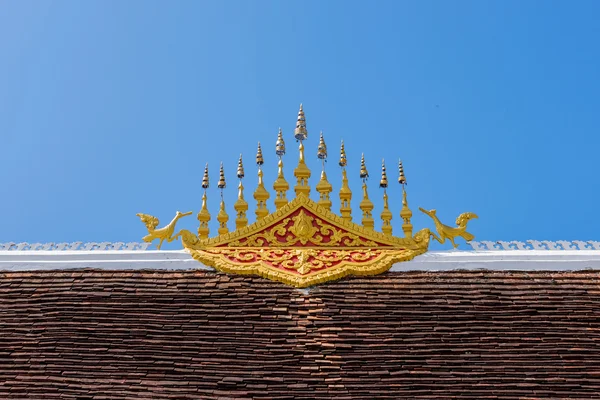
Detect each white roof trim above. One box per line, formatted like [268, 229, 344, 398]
[0, 249, 599, 272]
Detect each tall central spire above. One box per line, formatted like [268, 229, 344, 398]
[293, 104, 311, 197]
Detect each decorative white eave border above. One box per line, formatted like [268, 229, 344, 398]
[0, 241, 599, 272]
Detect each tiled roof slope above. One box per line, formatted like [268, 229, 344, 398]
[1, 270, 600, 399]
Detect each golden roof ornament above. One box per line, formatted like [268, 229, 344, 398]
[359, 155, 374, 229]
[254, 143, 270, 219]
[294, 103, 308, 141]
[273, 128, 290, 210]
[197, 164, 211, 239]
[234, 155, 248, 229]
[398, 159, 407, 185]
[380, 160, 392, 236]
[315, 132, 332, 211]
[136, 104, 479, 287]
[275, 127, 286, 156]
[338, 140, 351, 221]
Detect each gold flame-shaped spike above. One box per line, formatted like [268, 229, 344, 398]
[294, 104, 308, 141]
[381, 191, 393, 236]
[359, 154, 369, 180]
[317, 131, 327, 160]
[276, 128, 286, 156]
[379, 159, 388, 188]
[254, 168, 270, 219]
[339, 140, 347, 167]
[316, 170, 332, 211]
[273, 158, 289, 210]
[217, 162, 226, 189]
[234, 179, 248, 229]
[197, 191, 210, 239]
[256, 142, 264, 166]
[398, 159, 407, 185]
[359, 179, 374, 230]
[217, 197, 229, 235]
[339, 169, 352, 221]
[400, 187, 413, 238]
[293, 141, 311, 197]
[201, 164, 209, 189]
[237, 154, 245, 179]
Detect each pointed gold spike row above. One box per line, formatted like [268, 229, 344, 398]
[359, 156, 374, 229]
[294, 103, 308, 141]
[338, 140, 352, 221]
[197, 163, 211, 239]
[234, 155, 248, 229]
[216, 162, 229, 235]
[293, 106, 311, 197]
[273, 128, 289, 210]
[315, 132, 332, 211]
[254, 143, 270, 219]
[380, 160, 392, 235]
[399, 160, 413, 238]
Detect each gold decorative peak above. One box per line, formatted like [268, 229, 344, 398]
[379, 159, 388, 189]
[273, 133, 290, 209]
[316, 170, 333, 211]
[339, 169, 352, 221]
[317, 131, 327, 160]
[339, 140, 347, 168]
[202, 164, 209, 189]
[217, 197, 229, 235]
[359, 180, 374, 230]
[293, 141, 311, 197]
[217, 162, 226, 190]
[237, 154, 245, 179]
[398, 159, 407, 185]
[254, 168, 270, 219]
[256, 142, 264, 166]
[400, 187, 413, 238]
[276, 128, 286, 157]
[294, 103, 308, 141]
[381, 191, 393, 236]
[197, 192, 211, 239]
[359, 154, 369, 180]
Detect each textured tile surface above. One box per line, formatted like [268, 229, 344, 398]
[0, 269, 599, 399]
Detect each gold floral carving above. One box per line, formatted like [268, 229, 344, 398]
[177, 195, 432, 288]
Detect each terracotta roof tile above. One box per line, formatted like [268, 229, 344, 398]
[0, 270, 599, 398]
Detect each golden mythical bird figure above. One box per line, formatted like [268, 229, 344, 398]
[419, 208, 478, 249]
[136, 211, 192, 250]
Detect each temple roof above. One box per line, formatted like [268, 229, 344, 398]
[0, 267, 599, 399]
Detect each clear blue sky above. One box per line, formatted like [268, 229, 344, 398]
[1, 1, 599, 249]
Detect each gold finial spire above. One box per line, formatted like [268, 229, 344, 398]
[338, 140, 351, 221]
[254, 145, 270, 219]
[317, 131, 327, 160]
[217, 162, 226, 190]
[234, 155, 248, 229]
[398, 159, 407, 185]
[256, 142, 264, 166]
[379, 160, 392, 235]
[360, 153, 369, 180]
[293, 108, 311, 197]
[216, 162, 229, 235]
[273, 128, 289, 209]
[359, 156, 374, 229]
[294, 103, 308, 141]
[276, 127, 286, 156]
[202, 163, 210, 189]
[399, 161, 413, 238]
[197, 163, 211, 239]
[315, 132, 332, 210]
[339, 140, 347, 167]
[237, 154, 245, 179]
